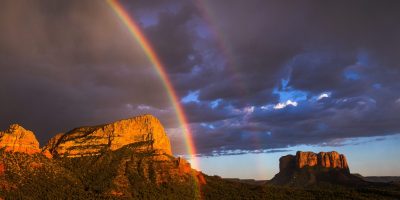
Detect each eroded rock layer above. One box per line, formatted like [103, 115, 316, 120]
[270, 151, 361, 186]
[0, 124, 40, 154]
[296, 151, 349, 169]
[45, 114, 172, 157]
[0, 115, 207, 198]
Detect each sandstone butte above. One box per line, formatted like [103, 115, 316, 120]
[44, 114, 172, 157]
[270, 151, 358, 185]
[280, 151, 349, 172]
[0, 114, 206, 186]
[0, 124, 41, 155]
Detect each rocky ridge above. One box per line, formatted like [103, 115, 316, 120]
[0, 114, 205, 198]
[0, 124, 40, 154]
[44, 114, 172, 157]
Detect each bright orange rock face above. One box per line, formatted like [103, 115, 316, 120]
[175, 157, 206, 184]
[176, 157, 192, 174]
[41, 150, 53, 159]
[318, 151, 348, 168]
[45, 114, 172, 157]
[295, 151, 348, 169]
[296, 151, 318, 168]
[0, 124, 40, 154]
[196, 172, 207, 185]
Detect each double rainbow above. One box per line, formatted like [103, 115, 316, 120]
[106, 0, 199, 169]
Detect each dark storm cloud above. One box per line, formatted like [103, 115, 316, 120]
[0, 0, 180, 144]
[148, 0, 400, 155]
[145, 4, 199, 73]
[1, 0, 400, 156]
[190, 0, 400, 103]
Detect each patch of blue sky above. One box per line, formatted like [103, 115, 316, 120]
[273, 86, 308, 103]
[195, 133, 400, 179]
[315, 92, 331, 101]
[181, 90, 200, 104]
[259, 78, 309, 111]
[210, 99, 222, 109]
[201, 123, 215, 130]
[281, 77, 289, 89]
[344, 70, 361, 80]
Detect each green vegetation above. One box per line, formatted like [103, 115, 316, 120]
[0, 149, 399, 200]
[0, 147, 200, 200]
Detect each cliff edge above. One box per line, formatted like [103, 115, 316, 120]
[44, 114, 172, 157]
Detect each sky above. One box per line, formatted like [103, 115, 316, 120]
[1, 0, 400, 179]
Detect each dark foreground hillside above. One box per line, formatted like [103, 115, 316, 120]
[0, 147, 202, 200]
[1, 149, 399, 200]
[204, 176, 400, 200]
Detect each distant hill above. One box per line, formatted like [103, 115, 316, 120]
[364, 176, 400, 183]
[352, 174, 400, 183]
[223, 178, 268, 185]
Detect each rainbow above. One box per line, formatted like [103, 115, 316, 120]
[106, 0, 199, 169]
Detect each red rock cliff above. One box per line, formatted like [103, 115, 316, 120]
[0, 124, 40, 154]
[44, 114, 172, 157]
[279, 151, 349, 171]
[296, 151, 348, 169]
[271, 151, 358, 185]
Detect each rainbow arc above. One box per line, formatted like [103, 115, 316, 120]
[106, 0, 199, 169]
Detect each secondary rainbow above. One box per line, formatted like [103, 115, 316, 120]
[106, 0, 199, 169]
[195, 0, 247, 94]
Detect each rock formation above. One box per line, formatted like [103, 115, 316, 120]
[41, 133, 63, 153]
[40, 114, 206, 186]
[270, 151, 362, 186]
[176, 157, 206, 184]
[0, 124, 40, 154]
[288, 151, 349, 171]
[44, 114, 172, 157]
[0, 115, 206, 198]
